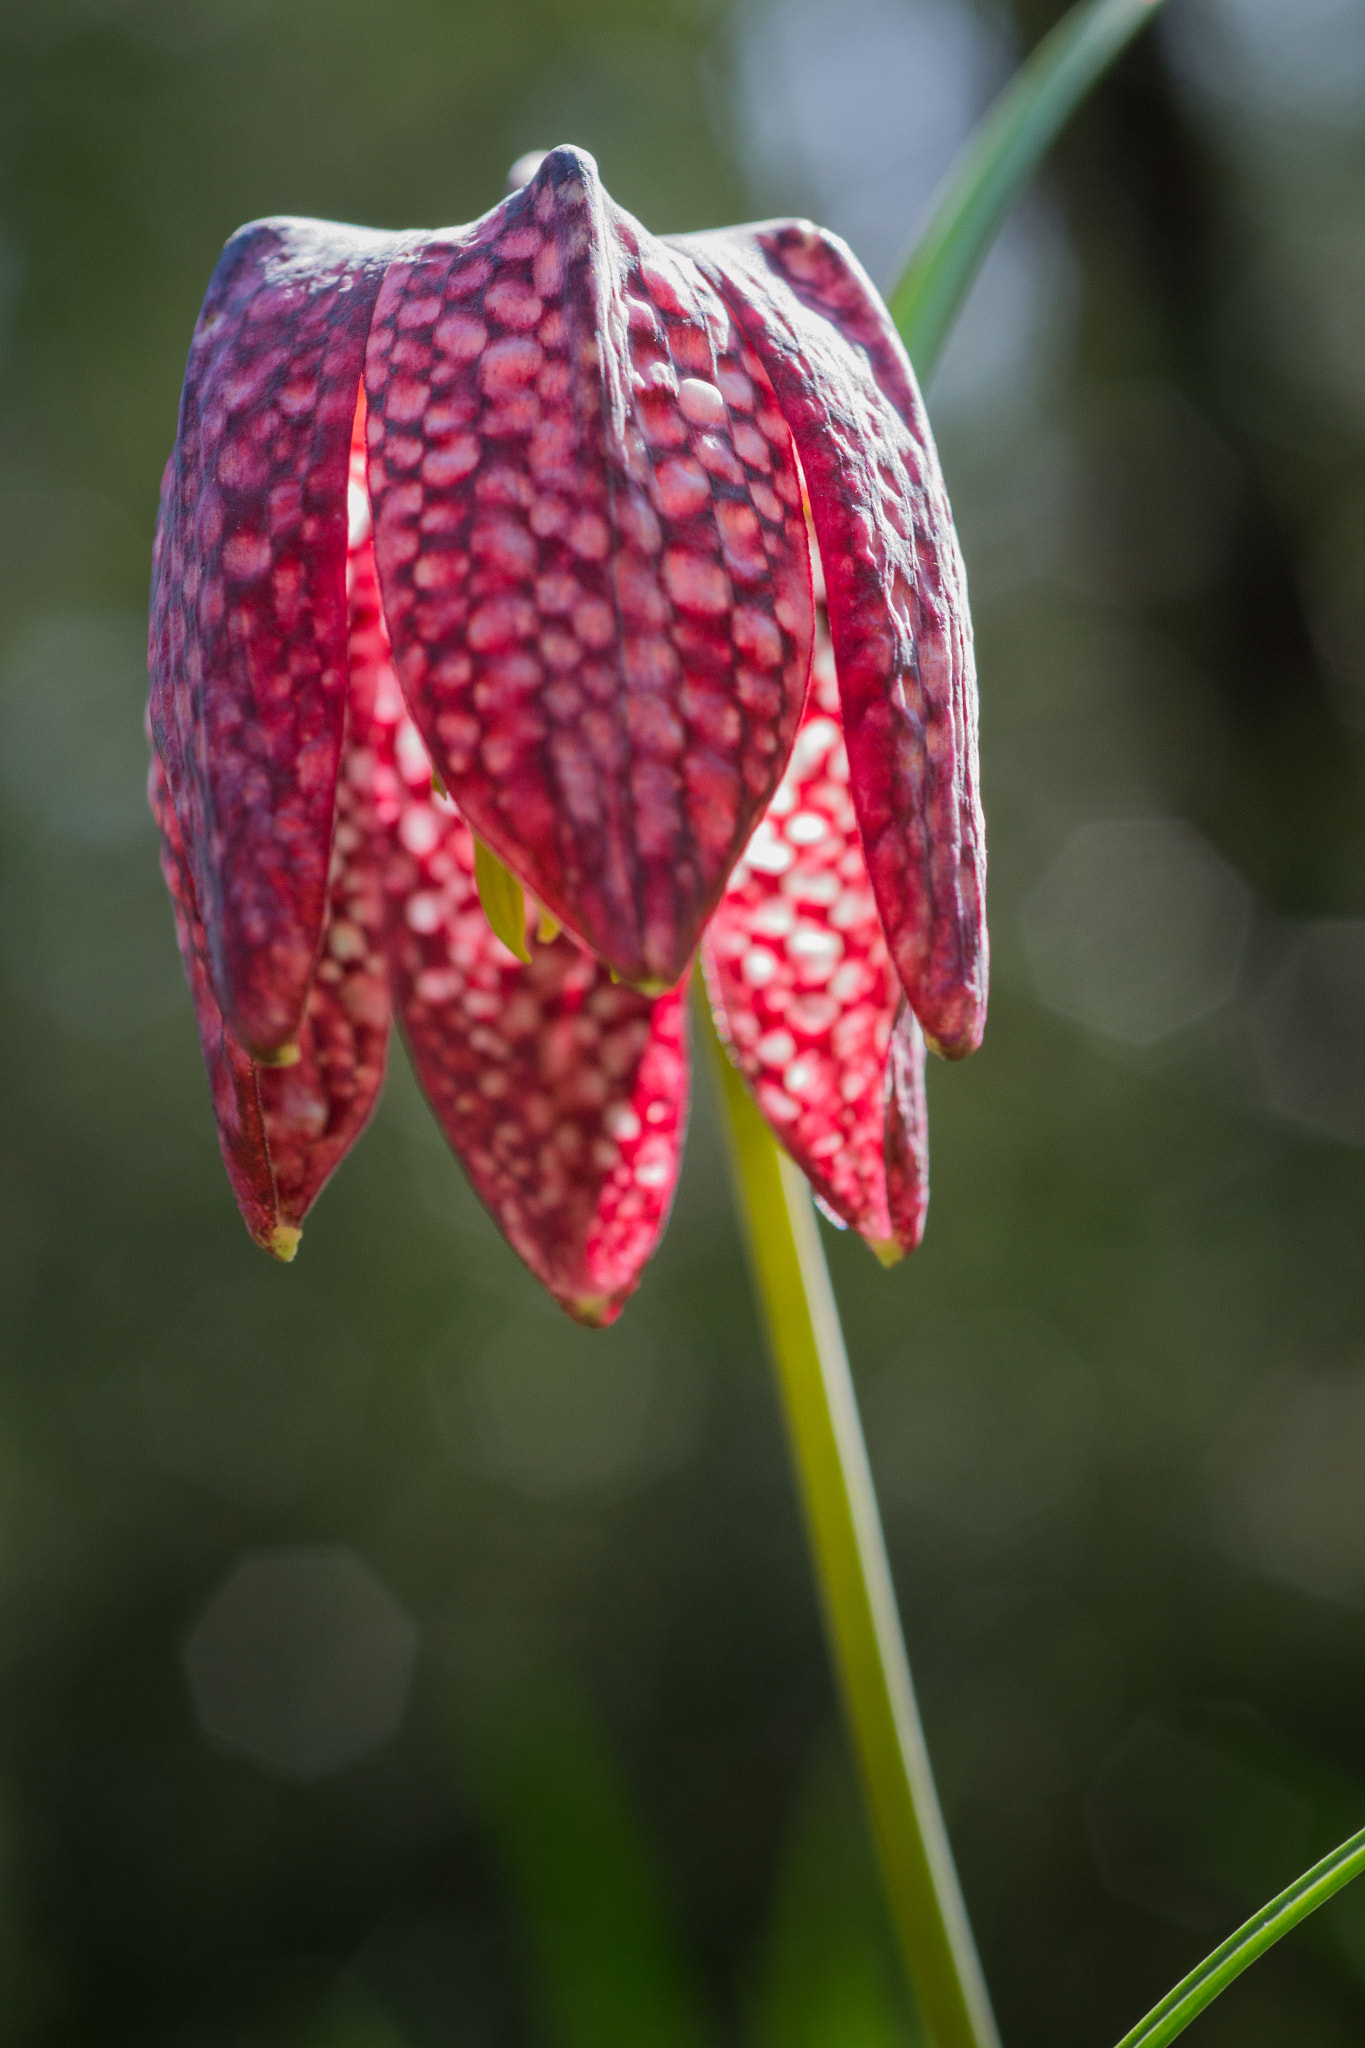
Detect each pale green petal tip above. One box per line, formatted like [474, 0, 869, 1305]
[866, 1235, 906, 1271]
[268, 1224, 302, 1263]
[256, 1041, 301, 1069]
[566, 1292, 618, 1328]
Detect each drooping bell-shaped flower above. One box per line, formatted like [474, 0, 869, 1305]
[148, 146, 984, 1323]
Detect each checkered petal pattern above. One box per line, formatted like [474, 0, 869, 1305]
[362, 147, 813, 992]
[150, 217, 404, 1057]
[704, 635, 928, 1264]
[679, 220, 987, 1058]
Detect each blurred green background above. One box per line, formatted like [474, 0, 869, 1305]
[2, 0, 1365, 2041]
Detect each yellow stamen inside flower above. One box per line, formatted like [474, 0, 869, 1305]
[474, 837, 531, 964]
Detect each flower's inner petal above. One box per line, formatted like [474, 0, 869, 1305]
[884, 998, 929, 1262]
[149, 755, 289, 1259]
[385, 751, 689, 1326]
[678, 221, 986, 1059]
[150, 216, 403, 1057]
[703, 635, 927, 1262]
[259, 435, 395, 1228]
[354, 588, 688, 1325]
[363, 145, 814, 992]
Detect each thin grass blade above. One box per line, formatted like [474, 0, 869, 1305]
[889, 0, 1168, 378]
[1112, 1825, 1365, 2048]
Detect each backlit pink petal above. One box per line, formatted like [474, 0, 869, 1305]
[363, 146, 814, 992]
[679, 220, 987, 1058]
[262, 452, 394, 1225]
[884, 998, 929, 1257]
[354, 602, 688, 1325]
[703, 640, 928, 1262]
[149, 216, 404, 1056]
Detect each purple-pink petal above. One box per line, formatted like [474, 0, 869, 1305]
[679, 219, 987, 1058]
[363, 147, 814, 992]
[149, 216, 404, 1057]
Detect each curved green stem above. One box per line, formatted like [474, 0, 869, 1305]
[698, 991, 999, 2048]
[697, 3, 1177, 2041]
[1112, 1826, 1365, 2048]
[888, 0, 1169, 377]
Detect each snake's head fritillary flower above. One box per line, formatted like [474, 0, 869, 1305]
[148, 146, 985, 1323]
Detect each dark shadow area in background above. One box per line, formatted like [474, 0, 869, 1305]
[1, 0, 1365, 2042]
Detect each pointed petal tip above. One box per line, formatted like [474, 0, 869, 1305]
[922, 1018, 984, 1062]
[865, 1235, 907, 1270]
[265, 1223, 302, 1262]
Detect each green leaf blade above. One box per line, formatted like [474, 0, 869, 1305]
[1111, 1824, 1365, 2048]
[888, 0, 1166, 381]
